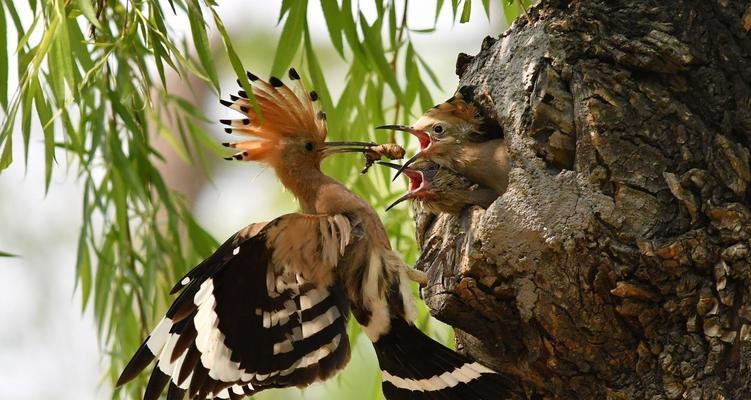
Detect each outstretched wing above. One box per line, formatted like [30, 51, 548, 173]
[117, 213, 361, 400]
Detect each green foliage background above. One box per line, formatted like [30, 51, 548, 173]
[0, 0, 531, 398]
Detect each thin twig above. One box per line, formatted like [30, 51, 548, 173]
[518, 0, 532, 24]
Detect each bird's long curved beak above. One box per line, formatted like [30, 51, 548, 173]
[322, 141, 377, 158]
[391, 151, 424, 181]
[378, 162, 427, 211]
[376, 124, 413, 133]
[326, 141, 377, 147]
[377, 161, 422, 182]
[385, 192, 415, 212]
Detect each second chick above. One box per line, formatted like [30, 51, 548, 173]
[380, 161, 499, 214]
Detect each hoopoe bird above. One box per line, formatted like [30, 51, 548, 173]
[379, 161, 498, 214]
[115, 69, 513, 400]
[377, 90, 510, 194]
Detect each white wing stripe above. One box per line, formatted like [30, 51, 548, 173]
[280, 334, 342, 376]
[145, 318, 173, 354]
[302, 305, 341, 339]
[381, 362, 489, 392]
[362, 253, 390, 341]
[299, 287, 327, 311]
[170, 351, 188, 387]
[193, 278, 247, 382]
[156, 333, 179, 375]
[273, 339, 294, 355]
[194, 280, 214, 306]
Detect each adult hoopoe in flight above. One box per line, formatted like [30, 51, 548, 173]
[377, 89, 510, 194]
[115, 69, 513, 400]
[379, 161, 499, 214]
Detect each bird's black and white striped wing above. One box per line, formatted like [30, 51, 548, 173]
[117, 213, 361, 400]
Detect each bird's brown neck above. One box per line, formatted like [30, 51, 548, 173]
[276, 166, 332, 213]
[454, 138, 509, 193]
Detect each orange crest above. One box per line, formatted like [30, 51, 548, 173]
[219, 69, 328, 162]
[423, 91, 481, 126]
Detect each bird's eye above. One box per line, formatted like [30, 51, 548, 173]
[305, 142, 314, 151]
[433, 124, 444, 135]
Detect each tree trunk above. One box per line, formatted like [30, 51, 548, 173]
[416, 0, 751, 398]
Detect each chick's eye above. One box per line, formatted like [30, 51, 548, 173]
[305, 142, 314, 151]
[433, 125, 444, 134]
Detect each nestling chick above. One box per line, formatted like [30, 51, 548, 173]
[378, 89, 510, 193]
[379, 161, 499, 214]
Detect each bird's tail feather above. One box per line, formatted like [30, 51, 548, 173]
[373, 318, 514, 400]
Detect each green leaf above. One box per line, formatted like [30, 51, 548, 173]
[33, 88, 55, 193]
[76, 232, 92, 311]
[502, 0, 519, 25]
[434, 0, 446, 25]
[75, 0, 101, 29]
[320, 0, 344, 57]
[388, 1, 397, 49]
[4, 0, 23, 36]
[404, 44, 419, 113]
[409, 27, 437, 33]
[277, 0, 294, 24]
[418, 79, 434, 111]
[20, 74, 37, 164]
[15, 13, 40, 54]
[359, 13, 405, 104]
[365, 79, 384, 126]
[187, 1, 220, 93]
[0, 250, 18, 257]
[0, 2, 7, 109]
[451, 0, 460, 18]
[301, 29, 331, 113]
[271, 0, 308, 77]
[415, 52, 443, 90]
[481, 0, 491, 17]
[67, 17, 93, 73]
[340, 0, 368, 64]
[211, 8, 260, 116]
[0, 136, 11, 171]
[460, 0, 472, 23]
[48, 35, 65, 102]
[187, 119, 224, 157]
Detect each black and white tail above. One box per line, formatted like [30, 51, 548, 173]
[373, 318, 514, 400]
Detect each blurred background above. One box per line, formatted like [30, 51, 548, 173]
[0, 0, 515, 398]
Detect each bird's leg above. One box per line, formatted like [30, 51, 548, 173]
[404, 266, 428, 285]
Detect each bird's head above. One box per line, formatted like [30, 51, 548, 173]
[220, 69, 374, 179]
[378, 161, 439, 211]
[377, 90, 499, 179]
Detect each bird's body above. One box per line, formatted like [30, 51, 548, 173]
[381, 161, 498, 214]
[116, 70, 512, 400]
[378, 90, 510, 193]
[430, 138, 509, 194]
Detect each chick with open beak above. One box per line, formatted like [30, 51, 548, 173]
[379, 161, 499, 214]
[377, 90, 509, 194]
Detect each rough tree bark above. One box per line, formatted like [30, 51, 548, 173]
[416, 0, 751, 398]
